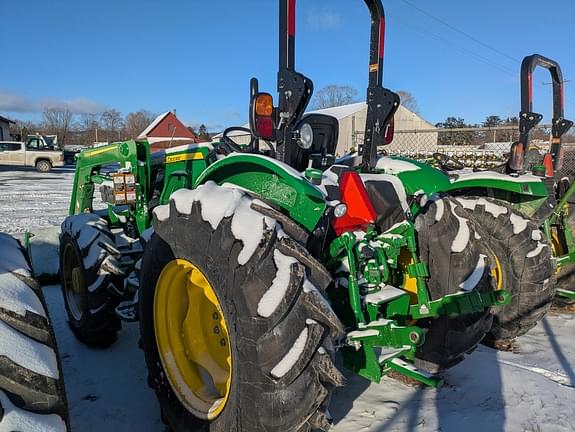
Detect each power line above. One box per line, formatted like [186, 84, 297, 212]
[391, 14, 516, 77]
[401, 0, 521, 64]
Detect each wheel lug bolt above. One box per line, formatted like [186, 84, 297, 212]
[219, 338, 226, 347]
[212, 312, 219, 320]
[214, 326, 220, 334]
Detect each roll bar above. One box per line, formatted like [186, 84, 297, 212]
[276, 0, 399, 171]
[519, 54, 573, 169]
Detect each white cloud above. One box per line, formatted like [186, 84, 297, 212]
[0, 91, 108, 114]
[306, 8, 342, 29]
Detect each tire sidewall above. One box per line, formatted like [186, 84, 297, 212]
[60, 232, 93, 333]
[139, 222, 240, 431]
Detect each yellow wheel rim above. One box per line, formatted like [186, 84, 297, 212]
[154, 259, 232, 420]
[398, 249, 419, 303]
[488, 251, 504, 290]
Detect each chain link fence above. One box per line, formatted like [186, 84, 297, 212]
[359, 125, 575, 180]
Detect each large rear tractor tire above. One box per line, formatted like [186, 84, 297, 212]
[455, 196, 555, 342]
[414, 196, 495, 372]
[140, 183, 345, 432]
[0, 233, 68, 431]
[59, 214, 122, 346]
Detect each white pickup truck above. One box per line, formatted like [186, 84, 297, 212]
[0, 136, 65, 172]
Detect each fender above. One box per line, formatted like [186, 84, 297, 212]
[194, 153, 326, 231]
[445, 171, 548, 197]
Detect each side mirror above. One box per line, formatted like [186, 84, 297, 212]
[249, 78, 276, 141]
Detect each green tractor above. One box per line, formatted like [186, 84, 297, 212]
[58, 1, 507, 430]
[376, 54, 573, 346]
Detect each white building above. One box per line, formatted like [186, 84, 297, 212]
[0, 116, 15, 141]
[213, 102, 437, 156]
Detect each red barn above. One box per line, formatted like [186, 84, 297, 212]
[138, 111, 199, 152]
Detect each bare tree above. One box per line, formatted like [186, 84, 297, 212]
[77, 113, 101, 144]
[42, 106, 73, 147]
[313, 85, 358, 109]
[397, 90, 419, 114]
[124, 110, 157, 138]
[100, 109, 124, 141]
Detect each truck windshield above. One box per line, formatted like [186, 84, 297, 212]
[43, 136, 56, 148]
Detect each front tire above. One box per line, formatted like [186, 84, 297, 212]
[59, 214, 122, 346]
[0, 233, 68, 431]
[140, 183, 345, 432]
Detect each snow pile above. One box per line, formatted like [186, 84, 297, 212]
[451, 171, 543, 184]
[0, 233, 30, 276]
[527, 242, 547, 258]
[0, 273, 46, 318]
[429, 195, 445, 222]
[456, 197, 508, 218]
[510, 213, 528, 234]
[154, 181, 276, 265]
[448, 202, 470, 253]
[257, 250, 298, 318]
[365, 285, 406, 304]
[0, 390, 66, 432]
[0, 319, 59, 379]
[459, 254, 487, 291]
[270, 327, 309, 378]
[375, 157, 421, 174]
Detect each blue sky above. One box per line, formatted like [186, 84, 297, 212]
[1, 0, 574, 130]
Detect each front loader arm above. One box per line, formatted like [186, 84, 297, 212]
[69, 140, 148, 215]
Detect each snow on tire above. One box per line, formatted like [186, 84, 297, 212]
[59, 214, 122, 345]
[455, 196, 555, 341]
[414, 195, 494, 372]
[140, 182, 345, 432]
[0, 233, 68, 431]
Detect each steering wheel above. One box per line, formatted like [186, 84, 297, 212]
[432, 152, 465, 171]
[220, 126, 276, 158]
[221, 127, 252, 152]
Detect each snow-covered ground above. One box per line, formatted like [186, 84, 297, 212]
[1, 167, 575, 431]
[43, 281, 575, 432]
[0, 166, 75, 234]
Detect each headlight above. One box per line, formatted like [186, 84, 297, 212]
[297, 123, 313, 150]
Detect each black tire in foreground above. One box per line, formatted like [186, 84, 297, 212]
[455, 196, 555, 341]
[414, 195, 495, 372]
[0, 233, 68, 431]
[60, 214, 122, 346]
[140, 183, 345, 432]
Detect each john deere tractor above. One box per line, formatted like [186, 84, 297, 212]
[58, 1, 507, 430]
[374, 55, 573, 345]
